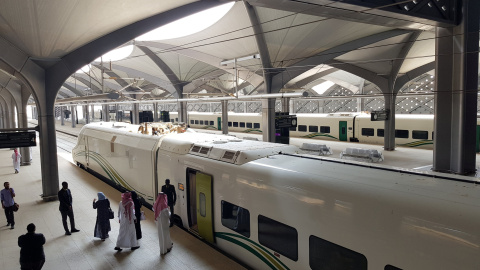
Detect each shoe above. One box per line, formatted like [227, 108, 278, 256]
[7, 223, 10, 226]
[167, 247, 172, 253]
[114, 247, 122, 251]
[101, 238, 105, 241]
[65, 231, 71, 235]
[10, 225, 14, 229]
[71, 229, 80, 233]
[131, 246, 140, 250]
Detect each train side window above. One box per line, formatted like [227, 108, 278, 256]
[289, 126, 297, 131]
[194, 120, 199, 125]
[199, 192, 206, 217]
[362, 128, 374, 136]
[190, 120, 194, 124]
[200, 120, 204, 125]
[258, 215, 298, 261]
[432, 132, 434, 140]
[309, 235, 367, 270]
[377, 129, 384, 137]
[240, 122, 246, 128]
[176, 118, 178, 122]
[204, 120, 209, 125]
[412, 130, 428, 140]
[298, 125, 307, 132]
[228, 122, 232, 127]
[309, 125, 318, 132]
[385, 265, 402, 270]
[246, 123, 253, 128]
[254, 123, 260, 129]
[209, 121, 214, 126]
[221, 200, 250, 238]
[395, 129, 409, 138]
[233, 122, 239, 127]
[320, 126, 330, 133]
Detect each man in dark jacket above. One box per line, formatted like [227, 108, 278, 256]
[18, 223, 46, 270]
[58, 182, 80, 235]
[161, 179, 176, 227]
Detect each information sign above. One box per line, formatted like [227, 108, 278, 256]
[0, 131, 36, 148]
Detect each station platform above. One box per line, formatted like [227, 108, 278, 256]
[0, 121, 246, 269]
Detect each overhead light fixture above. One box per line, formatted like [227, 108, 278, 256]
[220, 54, 260, 66]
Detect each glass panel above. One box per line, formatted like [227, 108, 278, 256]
[221, 200, 250, 238]
[377, 129, 384, 137]
[298, 125, 307, 132]
[254, 123, 260, 129]
[233, 122, 239, 127]
[395, 129, 409, 138]
[362, 128, 374, 136]
[199, 192, 206, 217]
[258, 215, 298, 261]
[246, 123, 252, 128]
[320, 126, 330, 133]
[240, 122, 245, 128]
[309, 235, 367, 270]
[412, 130, 428, 139]
[309, 126, 319, 132]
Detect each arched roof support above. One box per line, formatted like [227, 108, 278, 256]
[110, 64, 177, 94]
[137, 45, 186, 98]
[394, 62, 435, 92]
[327, 59, 388, 90]
[271, 29, 412, 92]
[388, 31, 422, 91]
[245, 2, 272, 93]
[136, 41, 264, 88]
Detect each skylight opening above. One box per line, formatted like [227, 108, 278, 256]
[312, 81, 335, 95]
[94, 45, 134, 62]
[135, 2, 234, 41]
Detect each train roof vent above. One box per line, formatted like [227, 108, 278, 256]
[221, 150, 238, 162]
[199, 146, 211, 155]
[191, 145, 201, 153]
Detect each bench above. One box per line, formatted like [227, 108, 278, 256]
[300, 143, 332, 156]
[340, 147, 383, 162]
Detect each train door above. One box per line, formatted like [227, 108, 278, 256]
[217, 117, 222, 131]
[339, 121, 347, 141]
[187, 169, 215, 243]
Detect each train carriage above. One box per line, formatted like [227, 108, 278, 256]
[72, 123, 480, 270]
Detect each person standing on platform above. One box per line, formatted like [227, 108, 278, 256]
[161, 179, 176, 227]
[1, 182, 15, 229]
[130, 191, 142, 240]
[152, 192, 172, 255]
[58, 182, 80, 235]
[18, 223, 46, 270]
[12, 148, 21, 173]
[93, 192, 111, 241]
[114, 192, 139, 251]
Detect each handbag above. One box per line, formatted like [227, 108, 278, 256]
[12, 203, 19, 212]
[108, 207, 114, 219]
[140, 211, 146, 221]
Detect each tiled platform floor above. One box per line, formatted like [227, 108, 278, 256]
[0, 142, 246, 269]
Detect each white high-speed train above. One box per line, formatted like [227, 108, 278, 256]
[72, 122, 480, 270]
[167, 112, 480, 151]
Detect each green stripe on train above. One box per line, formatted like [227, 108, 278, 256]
[302, 133, 338, 140]
[74, 151, 153, 200]
[397, 140, 433, 147]
[215, 232, 290, 270]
